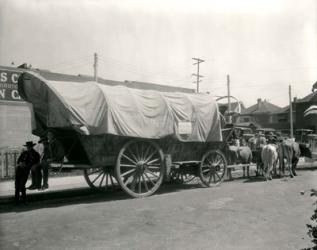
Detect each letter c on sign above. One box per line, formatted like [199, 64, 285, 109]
[11, 73, 19, 83]
[11, 90, 21, 100]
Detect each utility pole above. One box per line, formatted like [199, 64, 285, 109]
[227, 74, 232, 124]
[94, 52, 98, 82]
[192, 57, 204, 93]
[289, 85, 294, 138]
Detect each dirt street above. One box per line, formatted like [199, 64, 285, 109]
[0, 170, 316, 250]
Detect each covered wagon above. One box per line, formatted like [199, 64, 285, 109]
[18, 71, 227, 197]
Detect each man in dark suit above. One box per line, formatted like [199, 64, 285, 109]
[29, 136, 50, 190]
[15, 141, 40, 205]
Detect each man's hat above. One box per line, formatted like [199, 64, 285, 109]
[23, 141, 36, 147]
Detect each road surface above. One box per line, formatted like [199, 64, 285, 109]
[0, 170, 316, 250]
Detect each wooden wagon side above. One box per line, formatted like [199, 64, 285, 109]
[52, 129, 228, 198]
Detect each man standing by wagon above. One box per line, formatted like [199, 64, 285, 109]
[15, 141, 40, 205]
[31, 136, 51, 190]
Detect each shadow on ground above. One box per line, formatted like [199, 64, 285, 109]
[0, 182, 205, 213]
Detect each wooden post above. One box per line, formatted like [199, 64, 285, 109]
[94, 52, 98, 82]
[5, 152, 9, 177]
[227, 74, 232, 124]
[289, 85, 294, 138]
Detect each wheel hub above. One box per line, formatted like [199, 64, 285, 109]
[136, 161, 147, 174]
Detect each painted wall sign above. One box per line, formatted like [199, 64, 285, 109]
[0, 69, 23, 102]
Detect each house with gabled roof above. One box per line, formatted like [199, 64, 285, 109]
[237, 98, 285, 129]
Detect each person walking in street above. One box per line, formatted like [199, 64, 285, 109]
[15, 141, 40, 205]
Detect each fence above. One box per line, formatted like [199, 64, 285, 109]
[0, 148, 21, 179]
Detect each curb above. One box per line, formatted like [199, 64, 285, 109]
[0, 187, 96, 206]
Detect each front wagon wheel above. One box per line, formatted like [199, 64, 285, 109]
[83, 167, 117, 191]
[115, 140, 165, 198]
[199, 150, 227, 187]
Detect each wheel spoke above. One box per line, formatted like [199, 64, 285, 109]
[121, 168, 135, 178]
[142, 174, 149, 192]
[215, 171, 221, 180]
[203, 168, 210, 174]
[134, 143, 140, 162]
[145, 169, 159, 178]
[122, 153, 137, 165]
[142, 145, 151, 162]
[109, 174, 115, 186]
[105, 173, 109, 189]
[92, 171, 103, 184]
[144, 171, 156, 186]
[120, 164, 137, 168]
[147, 165, 160, 170]
[127, 148, 139, 163]
[208, 170, 213, 183]
[138, 175, 142, 194]
[212, 160, 221, 166]
[130, 173, 138, 191]
[140, 143, 144, 162]
[147, 158, 160, 165]
[99, 173, 106, 188]
[144, 150, 157, 164]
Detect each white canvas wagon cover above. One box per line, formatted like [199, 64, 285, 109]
[18, 71, 222, 142]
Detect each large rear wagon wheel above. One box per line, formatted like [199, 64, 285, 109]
[115, 140, 165, 198]
[83, 167, 117, 191]
[199, 150, 227, 187]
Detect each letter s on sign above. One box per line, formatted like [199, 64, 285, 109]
[0, 72, 7, 83]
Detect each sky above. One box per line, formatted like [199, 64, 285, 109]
[0, 0, 316, 107]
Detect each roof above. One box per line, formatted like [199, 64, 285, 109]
[270, 105, 289, 114]
[255, 128, 276, 132]
[242, 99, 282, 115]
[296, 91, 317, 103]
[0, 65, 195, 93]
[234, 122, 260, 128]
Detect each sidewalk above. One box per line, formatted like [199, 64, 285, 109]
[0, 175, 91, 205]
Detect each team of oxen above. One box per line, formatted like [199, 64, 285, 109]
[226, 135, 312, 181]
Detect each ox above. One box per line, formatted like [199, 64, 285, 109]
[261, 144, 278, 181]
[227, 145, 253, 178]
[248, 135, 267, 176]
[278, 139, 312, 177]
